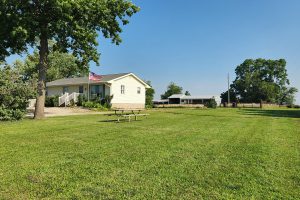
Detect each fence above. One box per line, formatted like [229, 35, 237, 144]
[222, 102, 286, 108]
[154, 104, 205, 108]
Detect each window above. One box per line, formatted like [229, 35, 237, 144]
[121, 85, 125, 94]
[79, 85, 84, 93]
[137, 87, 141, 94]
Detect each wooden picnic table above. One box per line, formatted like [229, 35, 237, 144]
[114, 108, 144, 115]
[108, 108, 149, 122]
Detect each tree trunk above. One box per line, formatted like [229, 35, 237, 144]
[34, 31, 48, 119]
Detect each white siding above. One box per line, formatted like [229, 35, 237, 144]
[47, 86, 63, 96]
[110, 75, 146, 105]
[47, 85, 85, 96]
[47, 84, 108, 98]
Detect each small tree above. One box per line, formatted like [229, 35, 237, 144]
[0, 66, 34, 120]
[145, 81, 155, 107]
[185, 91, 191, 96]
[205, 99, 217, 109]
[161, 82, 183, 99]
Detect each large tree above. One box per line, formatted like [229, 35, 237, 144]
[161, 82, 183, 99]
[223, 58, 297, 104]
[0, 0, 139, 119]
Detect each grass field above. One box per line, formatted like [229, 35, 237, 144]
[0, 108, 300, 199]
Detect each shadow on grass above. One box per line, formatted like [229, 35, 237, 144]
[98, 119, 143, 123]
[164, 109, 300, 119]
[240, 109, 300, 118]
[164, 111, 254, 119]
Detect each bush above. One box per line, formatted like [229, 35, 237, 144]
[69, 99, 75, 107]
[77, 94, 87, 106]
[288, 105, 300, 109]
[205, 99, 217, 109]
[103, 95, 113, 108]
[146, 104, 153, 109]
[82, 101, 108, 111]
[0, 105, 27, 121]
[0, 66, 34, 120]
[45, 95, 59, 107]
[80, 95, 112, 110]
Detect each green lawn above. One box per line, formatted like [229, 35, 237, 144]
[0, 108, 300, 199]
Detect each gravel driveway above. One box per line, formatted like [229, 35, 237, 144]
[26, 107, 111, 118]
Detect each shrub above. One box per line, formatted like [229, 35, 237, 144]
[77, 94, 87, 106]
[80, 95, 112, 110]
[103, 95, 113, 108]
[0, 106, 22, 121]
[45, 95, 59, 107]
[0, 105, 27, 121]
[146, 104, 153, 109]
[205, 99, 217, 109]
[289, 105, 300, 109]
[69, 99, 75, 107]
[0, 66, 34, 120]
[82, 101, 108, 111]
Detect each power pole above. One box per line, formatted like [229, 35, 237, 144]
[227, 73, 230, 105]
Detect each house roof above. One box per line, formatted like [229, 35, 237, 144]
[168, 94, 186, 99]
[153, 99, 169, 103]
[46, 73, 131, 87]
[181, 95, 218, 100]
[168, 94, 219, 100]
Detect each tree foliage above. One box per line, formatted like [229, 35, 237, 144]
[221, 59, 297, 104]
[220, 88, 237, 103]
[205, 99, 217, 109]
[278, 87, 298, 106]
[15, 50, 88, 83]
[161, 82, 183, 99]
[185, 91, 191, 96]
[0, 66, 35, 120]
[145, 81, 155, 107]
[0, 0, 139, 119]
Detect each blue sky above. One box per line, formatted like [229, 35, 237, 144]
[6, 0, 300, 102]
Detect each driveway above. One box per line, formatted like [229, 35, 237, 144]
[26, 107, 111, 118]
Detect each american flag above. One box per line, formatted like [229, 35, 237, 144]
[89, 72, 102, 81]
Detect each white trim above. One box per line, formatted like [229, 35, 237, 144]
[108, 73, 151, 88]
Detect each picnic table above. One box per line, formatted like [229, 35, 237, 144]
[107, 108, 149, 122]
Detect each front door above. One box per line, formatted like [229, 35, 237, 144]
[90, 85, 101, 99]
[63, 86, 69, 94]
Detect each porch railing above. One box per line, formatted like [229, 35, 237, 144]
[58, 92, 80, 106]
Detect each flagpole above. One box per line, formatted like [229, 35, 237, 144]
[88, 72, 90, 102]
[227, 73, 230, 105]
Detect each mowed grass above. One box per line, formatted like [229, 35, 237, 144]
[0, 108, 300, 199]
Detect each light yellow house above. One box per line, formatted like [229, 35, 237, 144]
[46, 73, 151, 109]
